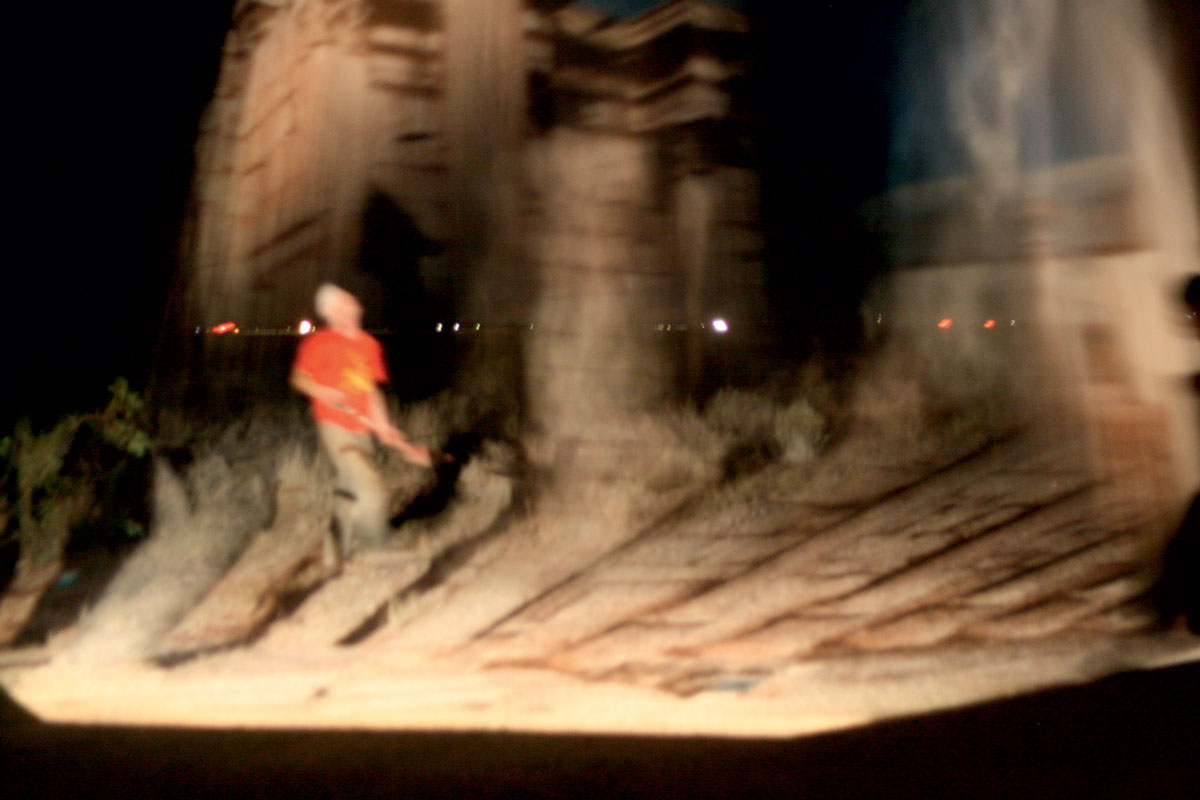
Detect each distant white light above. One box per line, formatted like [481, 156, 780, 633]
[453, 322, 460, 332]
[298, 319, 313, 335]
[436, 322, 443, 332]
[475, 323, 481, 331]
[712, 317, 729, 333]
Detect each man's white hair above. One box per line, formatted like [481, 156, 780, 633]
[314, 283, 346, 322]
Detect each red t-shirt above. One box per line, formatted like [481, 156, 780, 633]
[292, 329, 388, 433]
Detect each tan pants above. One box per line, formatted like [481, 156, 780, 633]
[316, 422, 389, 557]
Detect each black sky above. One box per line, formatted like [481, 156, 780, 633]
[745, 0, 908, 353]
[11, 3, 235, 427]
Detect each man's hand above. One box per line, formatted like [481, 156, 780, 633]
[374, 423, 407, 450]
[375, 423, 434, 468]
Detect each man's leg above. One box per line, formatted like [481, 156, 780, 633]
[317, 422, 390, 557]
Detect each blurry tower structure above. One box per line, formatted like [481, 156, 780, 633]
[180, 0, 764, 419]
[876, 0, 1200, 503]
[878, 157, 1198, 503]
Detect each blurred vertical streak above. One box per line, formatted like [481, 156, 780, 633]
[444, 0, 529, 402]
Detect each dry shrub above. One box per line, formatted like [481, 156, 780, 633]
[512, 374, 835, 527]
[58, 454, 271, 664]
[627, 411, 724, 492]
[154, 442, 334, 656]
[380, 391, 523, 553]
[844, 346, 1017, 465]
[513, 382, 832, 548]
[392, 443, 518, 557]
[272, 440, 332, 505]
[700, 387, 829, 465]
[390, 390, 485, 447]
[205, 405, 312, 470]
[50, 374, 840, 659]
[846, 367, 926, 455]
[45, 390, 527, 659]
[704, 388, 778, 437]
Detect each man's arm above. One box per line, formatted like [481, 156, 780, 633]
[292, 365, 434, 467]
[366, 386, 433, 467]
[289, 368, 346, 408]
[365, 385, 399, 440]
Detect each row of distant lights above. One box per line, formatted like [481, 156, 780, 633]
[870, 314, 1017, 330]
[210, 317, 1013, 335]
[205, 318, 734, 336]
[936, 318, 1016, 329]
[434, 318, 731, 333]
[655, 318, 729, 333]
[435, 322, 490, 332]
[204, 320, 316, 335]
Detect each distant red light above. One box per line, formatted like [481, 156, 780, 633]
[937, 318, 953, 329]
[983, 319, 997, 329]
[211, 321, 236, 334]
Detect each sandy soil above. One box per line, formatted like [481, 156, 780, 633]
[3, 417, 1197, 741]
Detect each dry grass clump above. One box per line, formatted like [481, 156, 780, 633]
[376, 392, 488, 513]
[59, 455, 271, 663]
[48, 373, 842, 660]
[391, 443, 518, 557]
[514, 376, 834, 541]
[609, 382, 831, 500]
[842, 346, 1019, 466]
[202, 405, 313, 477]
[702, 388, 828, 465]
[51, 402, 333, 661]
[152, 442, 334, 656]
[376, 391, 521, 543]
[391, 390, 490, 448]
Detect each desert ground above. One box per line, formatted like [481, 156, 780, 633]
[3, 374, 1197, 732]
[2, 362, 1198, 797]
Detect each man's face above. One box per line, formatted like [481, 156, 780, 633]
[328, 291, 363, 330]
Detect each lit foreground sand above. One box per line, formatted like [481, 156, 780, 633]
[5, 632, 1198, 737]
[4, 418, 1199, 737]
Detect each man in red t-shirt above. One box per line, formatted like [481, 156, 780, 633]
[291, 284, 431, 559]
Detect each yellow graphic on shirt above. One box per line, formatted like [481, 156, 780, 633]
[337, 351, 374, 396]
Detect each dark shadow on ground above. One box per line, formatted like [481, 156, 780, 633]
[390, 430, 489, 527]
[0, 686, 37, 724]
[2, 662, 1197, 799]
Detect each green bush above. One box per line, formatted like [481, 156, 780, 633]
[0, 379, 156, 566]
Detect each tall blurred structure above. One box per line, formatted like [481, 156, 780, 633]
[878, 0, 1200, 501]
[176, 0, 763, 424]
